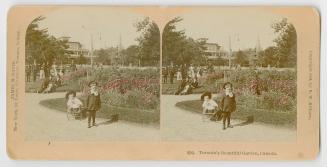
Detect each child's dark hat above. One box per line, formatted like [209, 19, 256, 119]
[201, 91, 212, 100]
[88, 81, 98, 87]
[65, 90, 76, 99]
[223, 82, 233, 89]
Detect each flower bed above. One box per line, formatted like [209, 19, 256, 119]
[163, 68, 297, 114]
[78, 67, 160, 111]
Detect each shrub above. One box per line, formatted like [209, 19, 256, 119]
[79, 67, 160, 111]
[227, 69, 296, 98]
[209, 69, 297, 113]
[101, 88, 159, 111]
[261, 91, 296, 112]
[204, 72, 224, 83]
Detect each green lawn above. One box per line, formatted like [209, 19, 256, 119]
[175, 100, 296, 128]
[39, 97, 160, 127]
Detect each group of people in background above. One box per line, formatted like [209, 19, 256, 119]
[162, 64, 205, 95]
[37, 73, 63, 93]
[26, 61, 77, 82]
[26, 60, 78, 93]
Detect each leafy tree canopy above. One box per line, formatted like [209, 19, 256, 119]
[271, 18, 297, 68]
[134, 17, 160, 66]
[26, 16, 68, 67]
[162, 17, 206, 66]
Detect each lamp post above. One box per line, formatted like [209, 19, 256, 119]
[90, 34, 94, 68]
[81, 25, 94, 68]
[229, 35, 232, 69]
[228, 33, 240, 69]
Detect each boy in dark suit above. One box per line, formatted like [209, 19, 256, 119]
[220, 82, 236, 130]
[86, 81, 101, 128]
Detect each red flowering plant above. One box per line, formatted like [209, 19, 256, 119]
[80, 68, 160, 111]
[261, 91, 296, 111]
[226, 69, 296, 112]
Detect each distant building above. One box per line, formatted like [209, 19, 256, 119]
[203, 42, 228, 60]
[59, 36, 89, 60]
[67, 42, 89, 58]
[203, 43, 219, 59]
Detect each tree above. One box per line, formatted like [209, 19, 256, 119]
[25, 16, 68, 77]
[233, 50, 249, 67]
[76, 55, 88, 65]
[259, 46, 278, 67]
[162, 17, 186, 66]
[211, 57, 228, 66]
[162, 17, 207, 66]
[272, 18, 297, 68]
[121, 45, 140, 66]
[94, 47, 119, 65]
[181, 37, 207, 65]
[134, 17, 160, 66]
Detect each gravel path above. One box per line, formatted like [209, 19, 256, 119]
[24, 93, 296, 141]
[25, 92, 160, 141]
[161, 94, 296, 141]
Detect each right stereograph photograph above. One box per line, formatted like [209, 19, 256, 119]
[161, 8, 297, 141]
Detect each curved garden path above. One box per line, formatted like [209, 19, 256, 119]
[161, 94, 296, 141]
[25, 92, 160, 141]
[24, 92, 296, 141]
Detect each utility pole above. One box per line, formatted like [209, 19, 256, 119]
[236, 33, 240, 51]
[229, 35, 232, 69]
[119, 33, 123, 66]
[90, 34, 94, 68]
[81, 25, 95, 68]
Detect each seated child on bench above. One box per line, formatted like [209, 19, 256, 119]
[66, 90, 83, 117]
[202, 92, 218, 114]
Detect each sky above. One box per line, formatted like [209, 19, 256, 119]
[176, 8, 285, 51]
[38, 7, 146, 50]
[36, 7, 287, 52]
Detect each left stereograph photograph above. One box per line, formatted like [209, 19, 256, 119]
[24, 8, 161, 141]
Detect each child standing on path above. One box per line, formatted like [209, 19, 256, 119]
[86, 81, 101, 128]
[220, 82, 236, 130]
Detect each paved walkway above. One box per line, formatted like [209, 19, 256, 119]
[24, 93, 296, 142]
[25, 92, 160, 141]
[161, 94, 296, 141]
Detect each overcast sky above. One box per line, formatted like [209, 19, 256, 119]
[38, 7, 145, 50]
[176, 8, 285, 51]
[37, 7, 287, 51]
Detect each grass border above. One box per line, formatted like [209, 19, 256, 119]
[175, 100, 296, 129]
[39, 98, 160, 127]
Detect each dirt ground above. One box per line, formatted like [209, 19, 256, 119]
[24, 92, 296, 142]
[161, 94, 296, 141]
[25, 93, 160, 141]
